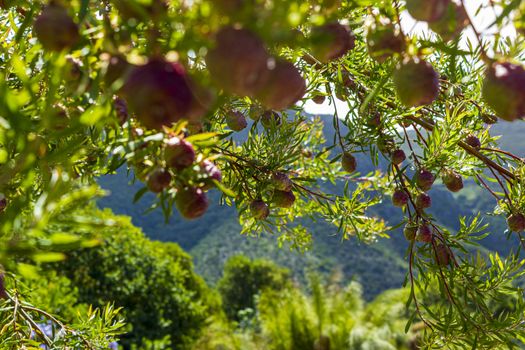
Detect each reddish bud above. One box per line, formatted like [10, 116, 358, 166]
[123, 59, 195, 130]
[392, 189, 409, 207]
[507, 213, 525, 232]
[482, 61, 525, 121]
[415, 193, 432, 209]
[393, 58, 440, 107]
[442, 170, 463, 192]
[272, 172, 293, 192]
[310, 23, 355, 63]
[206, 27, 270, 96]
[341, 152, 357, 173]
[175, 187, 209, 220]
[33, 4, 79, 51]
[391, 149, 406, 165]
[429, 2, 468, 41]
[312, 94, 326, 104]
[434, 244, 451, 266]
[366, 112, 381, 128]
[404, 222, 418, 241]
[414, 169, 435, 191]
[342, 73, 356, 89]
[405, 0, 450, 22]
[255, 59, 306, 110]
[272, 190, 296, 208]
[226, 111, 248, 132]
[261, 110, 281, 129]
[416, 224, 433, 243]
[146, 168, 172, 193]
[366, 23, 405, 63]
[164, 138, 195, 170]
[250, 199, 270, 219]
[464, 134, 481, 149]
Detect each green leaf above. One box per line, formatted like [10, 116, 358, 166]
[32, 252, 66, 263]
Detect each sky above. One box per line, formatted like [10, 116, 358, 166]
[303, 0, 518, 117]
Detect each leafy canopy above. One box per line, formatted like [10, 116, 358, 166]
[1, 0, 525, 347]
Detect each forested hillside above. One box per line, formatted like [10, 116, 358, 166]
[97, 115, 524, 298]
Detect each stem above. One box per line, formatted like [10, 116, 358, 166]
[403, 115, 516, 182]
[459, 0, 491, 63]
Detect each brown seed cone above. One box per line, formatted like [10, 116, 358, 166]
[341, 152, 357, 173]
[310, 23, 355, 63]
[405, 0, 450, 22]
[33, 4, 79, 51]
[393, 58, 440, 107]
[146, 168, 172, 193]
[366, 23, 405, 62]
[482, 61, 525, 121]
[434, 244, 451, 266]
[429, 2, 468, 41]
[206, 27, 270, 96]
[415, 193, 432, 209]
[391, 149, 406, 165]
[272, 190, 296, 208]
[416, 224, 433, 243]
[392, 189, 409, 207]
[164, 138, 196, 170]
[255, 59, 306, 110]
[442, 170, 463, 192]
[226, 111, 248, 132]
[176, 187, 209, 220]
[507, 213, 525, 232]
[122, 59, 195, 130]
[250, 199, 270, 220]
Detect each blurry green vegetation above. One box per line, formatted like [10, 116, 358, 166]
[7, 204, 524, 349]
[217, 255, 291, 321]
[57, 207, 216, 349]
[195, 261, 415, 350]
[6, 206, 419, 349]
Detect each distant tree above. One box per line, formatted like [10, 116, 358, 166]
[218, 255, 291, 321]
[59, 208, 215, 349]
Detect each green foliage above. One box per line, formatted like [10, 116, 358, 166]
[0, 269, 124, 348]
[218, 255, 291, 322]
[2, 0, 525, 347]
[197, 274, 413, 350]
[58, 208, 215, 349]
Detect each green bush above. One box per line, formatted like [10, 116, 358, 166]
[59, 208, 215, 349]
[218, 255, 291, 322]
